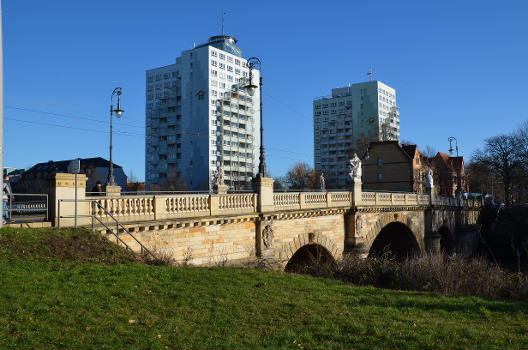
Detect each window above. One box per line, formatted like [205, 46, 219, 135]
[235, 59, 240, 66]
[219, 53, 225, 60]
[227, 56, 233, 63]
[377, 173, 383, 181]
[211, 69, 218, 77]
[211, 80, 217, 87]
[235, 68, 240, 75]
[147, 76, 153, 83]
[227, 75, 233, 82]
[164, 73, 169, 79]
[172, 71, 178, 78]
[211, 60, 217, 67]
[211, 50, 217, 57]
[227, 65, 233, 72]
[377, 157, 383, 166]
[155, 74, 162, 81]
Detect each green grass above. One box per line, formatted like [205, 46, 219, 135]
[1, 227, 528, 349]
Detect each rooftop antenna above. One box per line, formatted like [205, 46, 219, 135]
[222, 8, 225, 36]
[367, 65, 373, 82]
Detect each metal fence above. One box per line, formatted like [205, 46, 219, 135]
[5, 193, 49, 222]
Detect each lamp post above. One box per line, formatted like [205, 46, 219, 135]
[244, 57, 267, 178]
[448, 136, 461, 197]
[108, 87, 124, 186]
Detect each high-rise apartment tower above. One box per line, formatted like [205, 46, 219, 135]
[313, 81, 399, 188]
[145, 36, 260, 190]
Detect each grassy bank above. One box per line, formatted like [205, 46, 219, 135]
[1, 227, 527, 349]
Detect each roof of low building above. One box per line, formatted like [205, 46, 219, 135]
[25, 157, 122, 174]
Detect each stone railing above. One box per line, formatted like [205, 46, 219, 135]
[360, 192, 431, 207]
[331, 192, 352, 203]
[88, 192, 257, 223]
[166, 194, 210, 217]
[92, 196, 156, 222]
[273, 193, 300, 209]
[85, 190, 484, 223]
[54, 173, 484, 228]
[272, 191, 352, 211]
[218, 193, 257, 215]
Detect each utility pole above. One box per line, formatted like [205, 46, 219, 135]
[0, 0, 4, 229]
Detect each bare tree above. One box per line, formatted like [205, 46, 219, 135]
[155, 167, 188, 191]
[422, 145, 437, 159]
[473, 134, 522, 206]
[285, 162, 320, 190]
[128, 169, 138, 183]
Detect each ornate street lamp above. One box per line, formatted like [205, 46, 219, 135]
[244, 57, 267, 178]
[108, 87, 124, 186]
[448, 136, 461, 197]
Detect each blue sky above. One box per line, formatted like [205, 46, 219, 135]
[3, 0, 528, 180]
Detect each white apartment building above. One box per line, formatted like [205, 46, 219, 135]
[145, 36, 260, 190]
[313, 81, 399, 188]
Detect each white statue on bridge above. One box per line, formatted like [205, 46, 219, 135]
[320, 172, 326, 192]
[426, 167, 434, 188]
[348, 153, 362, 182]
[216, 163, 225, 186]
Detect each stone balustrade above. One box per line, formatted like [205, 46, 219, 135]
[87, 192, 258, 223]
[85, 190, 482, 225]
[43, 170, 482, 227]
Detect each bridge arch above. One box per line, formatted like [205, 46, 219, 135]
[279, 232, 340, 272]
[362, 212, 424, 256]
[368, 222, 420, 259]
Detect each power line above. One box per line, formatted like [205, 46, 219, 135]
[5, 105, 145, 129]
[6, 104, 315, 158]
[5, 117, 145, 137]
[268, 146, 312, 157]
[264, 92, 313, 121]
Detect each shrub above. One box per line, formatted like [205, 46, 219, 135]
[304, 251, 528, 302]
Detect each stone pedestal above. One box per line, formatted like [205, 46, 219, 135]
[256, 176, 274, 213]
[426, 185, 435, 204]
[105, 185, 122, 197]
[215, 184, 228, 195]
[351, 180, 362, 204]
[50, 173, 90, 227]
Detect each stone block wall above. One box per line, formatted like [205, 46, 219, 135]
[114, 219, 257, 266]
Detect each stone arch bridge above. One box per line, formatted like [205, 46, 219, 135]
[53, 174, 482, 268]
